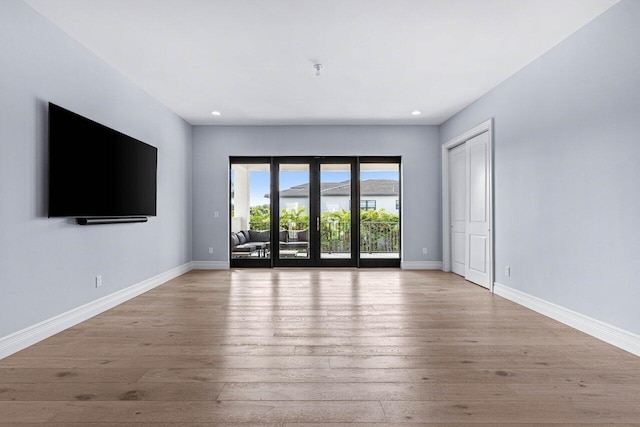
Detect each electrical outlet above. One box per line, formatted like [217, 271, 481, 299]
[422, 247, 428, 255]
[209, 247, 213, 254]
[505, 266, 511, 277]
[214, 211, 219, 218]
[95, 275, 102, 288]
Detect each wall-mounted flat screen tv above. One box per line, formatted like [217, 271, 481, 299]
[48, 103, 157, 218]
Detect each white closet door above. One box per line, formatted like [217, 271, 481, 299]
[465, 131, 490, 288]
[449, 144, 466, 276]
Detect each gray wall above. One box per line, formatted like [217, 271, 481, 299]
[192, 126, 441, 263]
[440, 0, 640, 334]
[0, 0, 192, 337]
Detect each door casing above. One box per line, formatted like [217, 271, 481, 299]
[441, 119, 494, 291]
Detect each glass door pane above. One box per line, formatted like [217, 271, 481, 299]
[230, 162, 271, 263]
[278, 164, 310, 260]
[360, 162, 400, 260]
[320, 163, 352, 259]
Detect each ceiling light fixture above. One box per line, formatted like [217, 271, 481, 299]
[211, 111, 221, 116]
[411, 110, 422, 116]
[314, 63, 323, 76]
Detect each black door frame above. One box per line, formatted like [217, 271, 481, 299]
[229, 157, 272, 268]
[229, 156, 400, 268]
[273, 157, 358, 268]
[358, 156, 401, 268]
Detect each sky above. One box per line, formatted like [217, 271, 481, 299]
[244, 170, 399, 206]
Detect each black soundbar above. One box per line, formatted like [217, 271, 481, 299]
[76, 217, 148, 225]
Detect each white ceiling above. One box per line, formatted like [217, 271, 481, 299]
[24, 0, 619, 125]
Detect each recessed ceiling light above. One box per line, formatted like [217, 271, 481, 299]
[211, 111, 221, 116]
[411, 110, 421, 116]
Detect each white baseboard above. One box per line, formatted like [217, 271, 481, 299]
[192, 261, 230, 269]
[0, 262, 193, 360]
[401, 261, 443, 270]
[494, 282, 640, 357]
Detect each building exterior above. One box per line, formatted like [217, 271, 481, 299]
[278, 179, 400, 214]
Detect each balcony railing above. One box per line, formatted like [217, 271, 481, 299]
[321, 220, 350, 253]
[320, 220, 400, 254]
[359, 221, 399, 254]
[246, 220, 399, 254]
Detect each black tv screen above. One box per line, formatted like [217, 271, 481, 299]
[48, 103, 157, 218]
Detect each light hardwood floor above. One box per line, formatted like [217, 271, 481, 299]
[1, 269, 639, 425]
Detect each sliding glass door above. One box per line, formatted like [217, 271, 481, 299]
[229, 158, 272, 267]
[319, 162, 355, 261]
[276, 161, 311, 263]
[230, 156, 399, 268]
[358, 158, 401, 267]
[273, 157, 357, 267]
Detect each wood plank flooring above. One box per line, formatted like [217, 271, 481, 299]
[1, 268, 639, 425]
